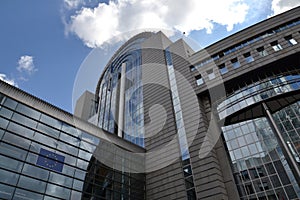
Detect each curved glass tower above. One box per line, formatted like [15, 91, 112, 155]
[95, 32, 154, 147]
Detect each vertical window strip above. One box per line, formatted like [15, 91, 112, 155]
[123, 50, 145, 147]
[165, 49, 197, 199]
[165, 49, 190, 160]
[97, 50, 145, 147]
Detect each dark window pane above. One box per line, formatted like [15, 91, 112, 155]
[17, 175, 46, 193]
[245, 183, 255, 195]
[59, 132, 80, 147]
[231, 58, 240, 69]
[218, 64, 228, 74]
[11, 113, 37, 129]
[40, 114, 62, 130]
[3, 131, 31, 149]
[3, 97, 18, 110]
[185, 176, 194, 189]
[36, 123, 60, 138]
[22, 163, 49, 181]
[187, 188, 196, 200]
[274, 161, 290, 185]
[0, 142, 27, 160]
[0, 117, 9, 130]
[81, 132, 100, 145]
[241, 170, 250, 180]
[48, 172, 73, 188]
[62, 123, 82, 138]
[275, 188, 287, 200]
[285, 185, 297, 199]
[183, 165, 193, 177]
[0, 183, 14, 199]
[57, 141, 79, 156]
[16, 103, 41, 120]
[7, 122, 34, 138]
[0, 168, 19, 185]
[0, 129, 4, 140]
[265, 163, 275, 174]
[46, 183, 71, 199]
[0, 107, 13, 119]
[0, 154, 23, 172]
[14, 188, 43, 200]
[73, 179, 84, 191]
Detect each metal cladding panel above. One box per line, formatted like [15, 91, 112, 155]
[141, 46, 187, 199]
[168, 38, 239, 199]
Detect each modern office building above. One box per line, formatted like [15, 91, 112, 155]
[0, 6, 300, 200]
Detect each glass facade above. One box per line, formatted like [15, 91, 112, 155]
[96, 37, 148, 147]
[191, 18, 300, 70]
[273, 102, 300, 164]
[0, 93, 145, 200]
[218, 70, 300, 199]
[222, 117, 300, 200]
[218, 70, 300, 119]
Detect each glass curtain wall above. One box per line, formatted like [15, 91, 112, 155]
[222, 117, 300, 199]
[218, 70, 300, 199]
[0, 93, 145, 200]
[96, 38, 146, 147]
[273, 101, 300, 165]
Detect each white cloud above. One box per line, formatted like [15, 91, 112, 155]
[271, 0, 300, 16]
[0, 74, 18, 87]
[17, 55, 37, 74]
[64, 0, 84, 9]
[66, 0, 250, 48]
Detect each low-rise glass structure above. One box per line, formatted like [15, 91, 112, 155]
[0, 90, 145, 200]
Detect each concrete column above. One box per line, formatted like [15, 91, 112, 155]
[118, 63, 126, 138]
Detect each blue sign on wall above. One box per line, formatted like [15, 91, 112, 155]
[36, 148, 65, 172]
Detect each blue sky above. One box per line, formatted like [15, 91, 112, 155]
[0, 0, 299, 113]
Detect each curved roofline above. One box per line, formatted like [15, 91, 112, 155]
[95, 31, 154, 103]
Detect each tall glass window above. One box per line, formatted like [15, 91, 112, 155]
[165, 48, 197, 199]
[124, 52, 145, 147]
[96, 37, 147, 147]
